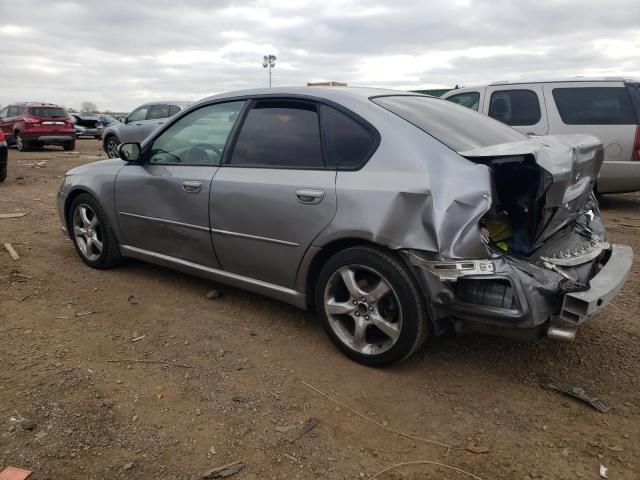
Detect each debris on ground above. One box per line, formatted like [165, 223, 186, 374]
[75, 311, 96, 317]
[10, 271, 32, 282]
[0, 213, 28, 219]
[131, 334, 146, 343]
[26, 161, 47, 168]
[20, 420, 37, 431]
[4, 243, 20, 261]
[288, 417, 319, 443]
[127, 295, 138, 305]
[123, 462, 134, 471]
[0, 466, 33, 480]
[206, 289, 222, 300]
[540, 377, 610, 412]
[274, 425, 297, 434]
[599, 464, 608, 478]
[201, 461, 245, 479]
[466, 441, 490, 454]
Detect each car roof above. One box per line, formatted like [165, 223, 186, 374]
[135, 100, 193, 108]
[10, 102, 65, 108]
[488, 77, 639, 85]
[197, 86, 420, 106]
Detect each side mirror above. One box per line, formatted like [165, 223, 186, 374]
[119, 116, 128, 124]
[118, 143, 142, 162]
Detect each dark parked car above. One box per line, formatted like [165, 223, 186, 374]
[0, 102, 75, 151]
[71, 114, 103, 138]
[0, 128, 7, 182]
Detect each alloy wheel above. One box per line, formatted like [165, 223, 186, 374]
[72, 204, 103, 261]
[323, 264, 403, 355]
[16, 134, 23, 151]
[106, 138, 119, 158]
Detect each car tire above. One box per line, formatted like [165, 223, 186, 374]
[68, 193, 121, 269]
[315, 246, 429, 367]
[63, 141, 75, 151]
[16, 133, 29, 152]
[105, 135, 120, 158]
[0, 165, 6, 182]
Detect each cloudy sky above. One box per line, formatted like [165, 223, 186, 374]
[1, 0, 638, 112]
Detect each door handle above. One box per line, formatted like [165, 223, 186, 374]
[182, 181, 202, 193]
[295, 189, 325, 204]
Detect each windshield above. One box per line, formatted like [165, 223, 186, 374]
[29, 107, 66, 118]
[372, 95, 526, 152]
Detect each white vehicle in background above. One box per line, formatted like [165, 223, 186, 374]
[441, 78, 640, 194]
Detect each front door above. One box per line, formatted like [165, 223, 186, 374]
[211, 99, 337, 288]
[483, 84, 549, 136]
[114, 100, 246, 268]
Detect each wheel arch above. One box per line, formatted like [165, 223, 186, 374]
[63, 187, 102, 234]
[299, 237, 424, 309]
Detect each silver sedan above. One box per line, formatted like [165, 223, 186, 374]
[58, 87, 632, 366]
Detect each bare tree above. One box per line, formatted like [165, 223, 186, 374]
[80, 101, 98, 114]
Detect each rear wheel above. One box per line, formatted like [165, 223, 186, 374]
[315, 246, 429, 367]
[16, 133, 29, 152]
[69, 193, 121, 269]
[63, 141, 75, 151]
[105, 135, 120, 158]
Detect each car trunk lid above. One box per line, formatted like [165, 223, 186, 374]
[460, 134, 604, 254]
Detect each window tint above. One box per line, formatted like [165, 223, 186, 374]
[229, 101, 325, 168]
[148, 104, 170, 120]
[489, 90, 541, 126]
[149, 101, 245, 166]
[128, 106, 149, 122]
[28, 107, 66, 118]
[446, 92, 480, 111]
[168, 105, 182, 116]
[552, 87, 636, 125]
[320, 105, 376, 169]
[372, 95, 525, 153]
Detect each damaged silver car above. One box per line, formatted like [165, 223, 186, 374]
[57, 87, 633, 366]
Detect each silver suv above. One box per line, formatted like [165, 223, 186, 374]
[58, 87, 633, 366]
[102, 101, 192, 158]
[441, 78, 640, 194]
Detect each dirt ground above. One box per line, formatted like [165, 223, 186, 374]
[0, 139, 639, 480]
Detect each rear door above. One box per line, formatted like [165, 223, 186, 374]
[144, 104, 171, 139]
[484, 84, 548, 135]
[210, 98, 337, 288]
[114, 100, 246, 267]
[2, 106, 22, 143]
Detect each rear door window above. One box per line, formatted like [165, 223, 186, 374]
[320, 105, 377, 169]
[552, 87, 636, 125]
[148, 104, 171, 120]
[446, 92, 480, 111]
[229, 100, 325, 168]
[8, 106, 22, 117]
[372, 95, 525, 152]
[488, 90, 541, 126]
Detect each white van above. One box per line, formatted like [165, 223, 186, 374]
[441, 78, 640, 194]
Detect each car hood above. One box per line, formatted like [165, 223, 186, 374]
[66, 159, 125, 176]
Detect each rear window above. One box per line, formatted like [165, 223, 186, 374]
[28, 107, 66, 118]
[552, 87, 636, 125]
[372, 95, 526, 152]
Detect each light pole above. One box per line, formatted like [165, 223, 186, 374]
[262, 54, 276, 88]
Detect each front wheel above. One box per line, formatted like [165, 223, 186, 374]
[315, 246, 429, 367]
[63, 141, 75, 151]
[105, 136, 120, 158]
[69, 193, 121, 269]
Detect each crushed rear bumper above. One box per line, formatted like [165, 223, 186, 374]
[560, 244, 633, 323]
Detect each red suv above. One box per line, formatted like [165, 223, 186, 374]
[0, 102, 76, 151]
